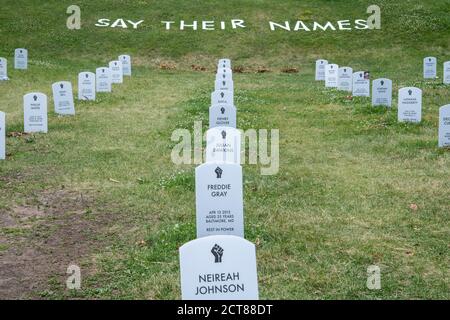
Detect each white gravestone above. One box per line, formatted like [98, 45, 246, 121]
[444, 61, 450, 85]
[439, 105, 450, 148]
[372, 78, 392, 107]
[96, 67, 112, 92]
[215, 79, 234, 92]
[212, 90, 234, 106]
[0, 58, 8, 80]
[0, 112, 5, 160]
[24, 93, 48, 133]
[119, 55, 131, 76]
[195, 163, 244, 238]
[109, 60, 123, 84]
[352, 71, 370, 97]
[325, 64, 338, 88]
[52, 81, 75, 115]
[337, 67, 353, 92]
[218, 59, 231, 69]
[78, 72, 96, 101]
[210, 104, 237, 129]
[398, 87, 422, 123]
[216, 68, 233, 82]
[179, 235, 259, 300]
[206, 127, 241, 164]
[423, 57, 437, 79]
[315, 59, 328, 81]
[14, 48, 28, 70]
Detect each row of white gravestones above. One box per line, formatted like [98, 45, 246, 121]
[180, 59, 259, 300]
[78, 55, 132, 100]
[210, 65, 236, 128]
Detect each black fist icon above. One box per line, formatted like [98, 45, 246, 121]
[211, 244, 224, 263]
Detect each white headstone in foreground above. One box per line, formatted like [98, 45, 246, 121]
[352, 71, 370, 97]
[109, 61, 123, 84]
[119, 55, 131, 76]
[372, 78, 392, 107]
[439, 105, 450, 148]
[337, 67, 353, 92]
[0, 112, 5, 160]
[24, 93, 48, 133]
[325, 64, 338, 88]
[444, 61, 450, 85]
[205, 127, 241, 164]
[210, 105, 236, 128]
[398, 87, 422, 123]
[315, 59, 328, 81]
[14, 48, 28, 70]
[195, 163, 244, 238]
[179, 235, 258, 300]
[423, 57, 437, 79]
[215, 79, 234, 92]
[216, 68, 233, 81]
[78, 72, 96, 101]
[52, 81, 75, 115]
[218, 59, 231, 69]
[211, 90, 234, 106]
[96, 67, 112, 92]
[0, 58, 8, 80]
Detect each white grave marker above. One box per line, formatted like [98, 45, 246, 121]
[0, 58, 8, 80]
[423, 57, 437, 79]
[180, 235, 258, 300]
[315, 59, 328, 81]
[352, 71, 370, 97]
[216, 68, 233, 82]
[52, 81, 75, 115]
[0, 112, 5, 160]
[119, 55, 131, 76]
[372, 78, 392, 107]
[444, 61, 450, 85]
[325, 64, 338, 87]
[205, 127, 241, 164]
[14, 48, 28, 70]
[439, 104, 450, 147]
[210, 104, 237, 128]
[398, 87, 422, 123]
[195, 163, 244, 238]
[218, 59, 231, 69]
[109, 60, 123, 84]
[337, 67, 353, 92]
[211, 90, 234, 106]
[96, 67, 112, 92]
[78, 72, 96, 101]
[24, 93, 48, 133]
[215, 79, 234, 92]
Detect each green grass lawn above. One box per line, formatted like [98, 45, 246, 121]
[0, 0, 449, 299]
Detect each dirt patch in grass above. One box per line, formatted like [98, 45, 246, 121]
[0, 189, 115, 299]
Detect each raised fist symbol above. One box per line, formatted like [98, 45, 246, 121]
[211, 244, 224, 263]
[215, 167, 223, 179]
